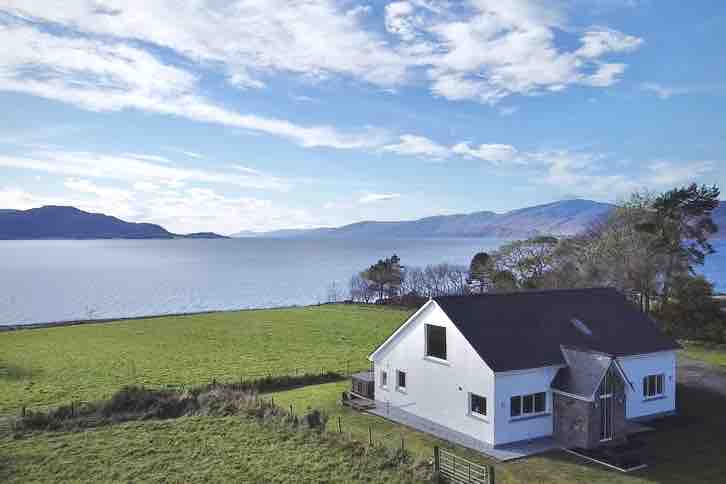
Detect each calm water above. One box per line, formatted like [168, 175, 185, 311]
[0, 238, 508, 325]
[1, 238, 725, 326]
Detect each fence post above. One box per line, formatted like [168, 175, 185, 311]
[401, 438, 405, 452]
[489, 465, 495, 484]
[338, 416, 342, 433]
[433, 446, 440, 474]
[290, 404, 294, 416]
[369, 425, 373, 446]
[271, 397, 274, 407]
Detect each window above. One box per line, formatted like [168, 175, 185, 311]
[425, 324, 447, 360]
[380, 370, 388, 388]
[470, 393, 487, 417]
[510, 392, 547, 418]
[643, 374, 665, 398]
[510, 396, 521, 417]
[397, 370, 407, 390]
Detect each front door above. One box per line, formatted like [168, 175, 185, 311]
[599, 370, 615, 442]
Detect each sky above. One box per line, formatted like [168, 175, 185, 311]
[0, 0, 724, 235]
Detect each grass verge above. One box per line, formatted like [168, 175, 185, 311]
[0, 304, 410, 414]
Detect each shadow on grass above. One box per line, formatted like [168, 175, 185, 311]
[535, 382, 726, 484]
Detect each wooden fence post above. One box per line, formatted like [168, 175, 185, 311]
[290, 404, 294, 416]
[338, 416, 342, 433]
[433, 446, 440, 474]
[368, 425, 373, 446]
[489, 465, 495, 484]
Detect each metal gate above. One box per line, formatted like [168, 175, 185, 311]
[434, 447, 494, 484]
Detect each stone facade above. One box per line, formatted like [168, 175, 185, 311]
[553, 365, 628, 449]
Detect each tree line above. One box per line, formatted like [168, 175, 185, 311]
[343, 184, 725, 343]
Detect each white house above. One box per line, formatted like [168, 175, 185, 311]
[367, 288, 680, 450]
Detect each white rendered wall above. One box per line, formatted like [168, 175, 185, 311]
[492, 366, 562, 446]
[617, 351, 677, 420]
[370, 301, 496, 445]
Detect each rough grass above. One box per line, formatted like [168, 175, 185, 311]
[0, 305, 410, 414]
[681, 340, 726, 369]
[268, 379, 726, 483]
[0, 417, 430, 484]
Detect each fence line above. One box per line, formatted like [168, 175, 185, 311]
[435, 446, 494, 484]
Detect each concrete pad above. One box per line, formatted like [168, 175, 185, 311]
[367, 402, 560, 462]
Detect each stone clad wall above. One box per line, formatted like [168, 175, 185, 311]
[553, 393, 591, 449]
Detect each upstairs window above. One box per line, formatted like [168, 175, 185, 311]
[425, 324, 447, 360]
[643, 374, 665, 399]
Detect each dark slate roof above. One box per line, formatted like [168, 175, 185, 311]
[551, 348, 612, 399]
[434, 288, 681, 372]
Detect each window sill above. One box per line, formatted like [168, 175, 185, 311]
[469, 412, 489, 423]
[423, 356, 451, 366]
[396, 387, 407, 394]
[643, 395, 667, 402]
[509, 412, 550, 423]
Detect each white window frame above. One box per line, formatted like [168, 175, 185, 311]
[510, 391, 548, 420]
[380, 370, 388, 390]
[642, 374, 665, 400]
[469, 393, 488, 420]
[396, 369, 407, 393]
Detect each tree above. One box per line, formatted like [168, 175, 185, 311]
[361, 254, 403, 302]
[654, 274, 726, 342]
[492, 236, 559, 288]
[468, 252, 492, 293]
[637, 184, 720, 303]
[349, 274, 373, 303]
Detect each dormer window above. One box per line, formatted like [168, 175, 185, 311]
[425, 324, 447, 360]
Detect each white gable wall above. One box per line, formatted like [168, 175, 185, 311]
[617, 350, 677, 420]
[492, 366, 562, 446]
[370, 301, 496, 445]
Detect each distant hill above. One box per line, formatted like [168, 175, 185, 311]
[233, 199, 616, 239]
[0, 206, 227, 240]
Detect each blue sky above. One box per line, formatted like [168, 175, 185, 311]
[0, 0, 724, 234]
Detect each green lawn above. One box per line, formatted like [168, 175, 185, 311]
[680, 340, 726, 369]
[0, 417, 426, 484]
[0, 305, 410, 415]
[4, 306, 726, 483]
[269, 379, 726, 484]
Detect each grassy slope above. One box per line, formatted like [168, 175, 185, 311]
[0, 417, 424, 484]
[0, 305, 410, 414]
[4, 306, 726, 483]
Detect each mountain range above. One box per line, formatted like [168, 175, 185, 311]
[233, 199, 726, 240]
[0, 206, 226, 240]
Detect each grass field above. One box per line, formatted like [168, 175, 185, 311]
[0, 305, 410, 414]
[681, 340, 726, 369]
[269, 379, 726, 484]
[4, 305, 726, 483]
[0, 417, 426, 483]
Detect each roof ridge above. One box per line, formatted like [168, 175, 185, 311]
[434, 287, 619, 300]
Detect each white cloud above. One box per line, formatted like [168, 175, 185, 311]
[0, 150, 291, 191]
[0, 22, 388, 150]
[576, 28, 643, 59]
[452, 142, 520, 163]
[0, 0, 644, 111]
[382, 134, 450, 159]
[2, 0, 408, 88]
[359, 193, 402, 203]
[648, 160, 714, 186]
[640, 82, 687, 99]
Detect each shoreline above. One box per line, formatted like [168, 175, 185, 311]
[0, 304, 318, 332]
